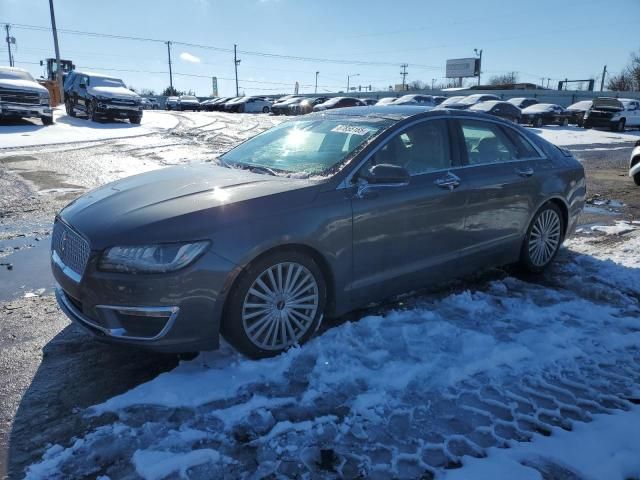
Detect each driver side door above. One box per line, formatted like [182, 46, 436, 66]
[350, 119, 469, 306]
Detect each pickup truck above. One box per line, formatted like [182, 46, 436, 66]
[583, 97, 640, 132]
[0, 66, 53, 125]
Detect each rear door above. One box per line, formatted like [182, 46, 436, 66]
[627, 101, 640, 126]
[453, 118, 550, 256]
[350, 118, 469, 304]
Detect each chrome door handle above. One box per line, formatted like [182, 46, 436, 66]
[515, 166, 534, 177]
[434, 172, 461, 191]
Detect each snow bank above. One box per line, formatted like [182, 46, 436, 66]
[0, 109, 179, 149]
[23, 228, 640, 479]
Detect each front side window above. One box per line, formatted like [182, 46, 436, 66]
[460, 120, 521, 165]
[88, 76, 126, 88]
[361, 120, 452, 176]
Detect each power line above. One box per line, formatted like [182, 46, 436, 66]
[3, 21, 441, 70]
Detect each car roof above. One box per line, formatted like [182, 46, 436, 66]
[307, 105, 509, 123]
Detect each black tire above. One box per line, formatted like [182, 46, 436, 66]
[87, 100, 99, 122]
[129, 115, 142, 125]
[519, 202, 565, 273]
[634, 173, 640, 186]
[612, 119, 626, 132]
[262, 106, 270, 113]
[533, 117, 543, 128]
[561, 117, 569, 126]
[65, 99, 76, 117]
[40, 115, 54, 126]
[221, 250, 327, 359]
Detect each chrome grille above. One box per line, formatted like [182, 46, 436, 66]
[109, 98, 137, 107]
[52, 221, 90, 278]
[0, 88, 40, 105]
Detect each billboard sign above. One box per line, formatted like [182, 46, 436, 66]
[446, 58, 479, 78]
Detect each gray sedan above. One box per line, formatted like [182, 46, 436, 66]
[51, 107, 585, 358]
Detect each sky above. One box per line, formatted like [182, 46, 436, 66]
[1, 0, 638, 97]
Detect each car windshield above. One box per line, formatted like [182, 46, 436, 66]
[220, 117, 393, 177]
[469, 101, 499, 111]
[377, 98, 396, 105]
[181, 96, 198, 100]
[440, 96, 465, 106]
[89, 76, 125, 88]
[524, 104, 554, 112]
[0, 68, 35, 81]
[458, 95, 486, 105]
[568, 101, 592, 110]
[507, 98, 525, 105]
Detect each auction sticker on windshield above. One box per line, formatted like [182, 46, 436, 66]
[331, 125, 373, 136]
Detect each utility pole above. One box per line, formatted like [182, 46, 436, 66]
[400, 63, 408, 90]
[546, 78, 551, 89]
[474, 48, 483, 86]
[166, 41, 173, 91]
[540, 77, 545, 88]
[5, 24, 14, 67]
[600, 65, 607, 92]
[347, 73, 359, 93]
[48, 0, 63, 103]
[431, 78, 436, 90]
[315, 71, 319, 94]
[234, 44, 241, 97]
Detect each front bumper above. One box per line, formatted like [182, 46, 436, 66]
[0, 101, 52, 118]
[583, 115, 616, 128]
[52, 236, 239, 352]
[95, 102, 143, 118]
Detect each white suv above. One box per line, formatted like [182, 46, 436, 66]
[583, 97, 640, 132]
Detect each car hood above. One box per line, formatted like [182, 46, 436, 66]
[88, 86, 140, 100]
[60, 163, 319, 249]
[0, 79, 48, 94]
[592, 98, 624, 111]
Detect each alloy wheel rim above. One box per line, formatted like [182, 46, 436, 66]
[528, 209, 561, 266]
[242, 262, 319, 350]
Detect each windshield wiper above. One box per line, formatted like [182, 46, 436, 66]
[228, 162, 278, 176]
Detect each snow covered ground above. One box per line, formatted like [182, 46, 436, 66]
[23, 223, 640, 479]
[3, 110, 639, 479]
[534, 124, 640, 147]
[0, 109, 179, 149]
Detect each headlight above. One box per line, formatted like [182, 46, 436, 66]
[98, 241, 210, 273]
[39, 92, 49, 101]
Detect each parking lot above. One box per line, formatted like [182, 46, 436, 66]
[1, 109, 640, 479]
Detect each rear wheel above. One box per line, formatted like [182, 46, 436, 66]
[262, 106, 270, 113]
[634, 174, 640, 186]
[561, 117, 569, 126]
[222, 251, 326, 358]
[533, 117, 543, 128]
[519, 203, 564, 273]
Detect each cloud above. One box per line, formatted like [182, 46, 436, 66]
[179, 52, 201, 64]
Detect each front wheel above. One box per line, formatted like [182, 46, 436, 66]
[262, 106, 270, 113]
[612, 119, 626, 132]
[634, 173, 640, 186]
[87, 100, 99, 122]
[65, 99, 76, 117]
[533, 117, 543, 128]
[222, 251, 327, 359]
[519, 203, 564, 273]
[129, 115, 142, 125]
[561, 117, 569, 126]
[41, 115, 54, 126]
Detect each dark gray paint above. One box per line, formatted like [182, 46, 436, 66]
[52, 107, 586, 352]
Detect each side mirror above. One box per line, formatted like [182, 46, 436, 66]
[79, 83, 86, 89]
[361, 163, 410, 185]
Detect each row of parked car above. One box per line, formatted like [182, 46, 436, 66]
[175, 92, 639, 132]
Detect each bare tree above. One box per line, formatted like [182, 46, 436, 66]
[139, 88, 156, 96]
[488, 72, 519, 86]
[408, 80, 426, 90]
[607, 49, 640, 91]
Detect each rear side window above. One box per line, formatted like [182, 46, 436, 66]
[502, 126, 542, 159]
[459, 120, 521, 165]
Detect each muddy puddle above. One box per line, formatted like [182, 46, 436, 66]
[0, 234, 53, 302]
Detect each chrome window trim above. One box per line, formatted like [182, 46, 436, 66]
[336, 114, 548, 190]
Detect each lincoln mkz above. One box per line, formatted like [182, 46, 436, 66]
[51, 106, 585, 358]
